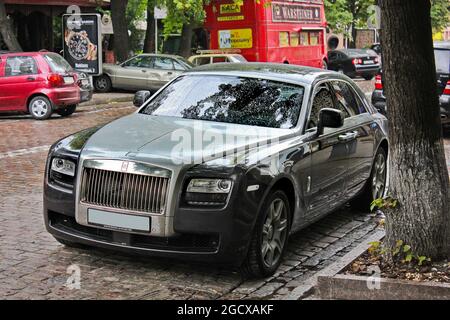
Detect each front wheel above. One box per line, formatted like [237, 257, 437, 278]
[56, 105, 76, 117]
[351, 147, 388, 211]
[241, 190, 291, 278]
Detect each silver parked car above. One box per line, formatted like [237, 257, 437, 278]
[93, 54, 193, 93]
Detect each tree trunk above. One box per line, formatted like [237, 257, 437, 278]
[380, 0, 450, 260]
[178, 23, 193, 57]
[0, 0, 22, 51]
[111, 0, 130, 62]
[143, 1, 155, 53]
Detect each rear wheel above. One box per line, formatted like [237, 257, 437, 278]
[56, 105, 76, 117]
[241, 190, 291, 278]
[28, 96, 53, 120]
[94, 74, 112, 93]
[351, 147, 388, 211]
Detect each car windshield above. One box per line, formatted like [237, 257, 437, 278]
[43, 53, 73, 73]
[344, 49, 377, 57]
[140, 75, 305, 129]
[176, 57, 194, 69]
[434, 49, 450, 74]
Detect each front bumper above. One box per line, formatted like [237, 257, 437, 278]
[43, 165, 260, 266]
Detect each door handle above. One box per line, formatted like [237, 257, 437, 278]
[141, 69, 147, 73]
[167, 71, 173, 75]
[27, 77, 36, 81]
[338, 131, 358, 142]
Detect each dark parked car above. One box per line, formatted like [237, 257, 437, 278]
[327, 49, 380, 80]
[372, 42, 450, 127]
[44, 63, 389, 278]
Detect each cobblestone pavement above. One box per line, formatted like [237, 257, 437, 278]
[1, 82, 449, 300]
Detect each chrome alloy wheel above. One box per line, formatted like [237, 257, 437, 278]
[372, 152, 387, 199]
[261, 198, 288, 268]
[31, 99, 49, 118]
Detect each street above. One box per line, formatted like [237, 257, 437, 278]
[0, 81, 449, 300]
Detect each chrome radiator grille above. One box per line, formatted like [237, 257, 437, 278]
[80, 167, 170, 214]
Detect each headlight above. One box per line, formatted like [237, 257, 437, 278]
[51, 158, 76, 177]
[187, 179, 232, 194]
[184, 179, 233, 207]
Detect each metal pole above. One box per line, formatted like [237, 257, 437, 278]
[155, 18, 158, 53]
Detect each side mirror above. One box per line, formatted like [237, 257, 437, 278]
[133, 90, 151, 107]
[317, 108, 344, 135]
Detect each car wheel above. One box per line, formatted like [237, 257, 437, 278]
[241, 190, 291, 278]
[322, 60, 328, 70]
[54, 237, 91, 250]
[56, 105, 77, 117]
[351, 147, 388, 211]
[94, 75, 112, 93]
[28, 96, 53, 120]
[363, 75, 374, 80]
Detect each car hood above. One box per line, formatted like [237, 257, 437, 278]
[81, 113, 293, 165]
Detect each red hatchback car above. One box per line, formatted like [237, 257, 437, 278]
[0, 52, 81, 120]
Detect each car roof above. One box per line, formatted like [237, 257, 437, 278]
[0, 51, 56, 58]
[191, 54, 243, 58]
[136, 53, 186, 60]
[186, 62, 337, 85]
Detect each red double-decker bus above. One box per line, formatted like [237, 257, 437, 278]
[203, 0, 328, 69]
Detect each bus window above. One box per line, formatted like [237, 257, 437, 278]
[280, 32, 290, 47]
[290, 32, 299, 46]
[300, 32, 309, 46]
[310, 32, 320, 45]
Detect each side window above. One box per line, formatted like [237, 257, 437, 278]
[307, 85, 335, 129]
[5, 56, 38, 76]
[331, 81, 366, 116]
[122, 56, 154, 68]
[213, 56, 227, 63]
[195, 57, 211, 65]
[154, 57, 174, 70]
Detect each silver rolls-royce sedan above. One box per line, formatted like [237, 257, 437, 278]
[44, 63, 389, 278]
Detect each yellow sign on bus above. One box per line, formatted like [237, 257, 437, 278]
[220, 3, 242, 14]
[219, 29, 253, 49]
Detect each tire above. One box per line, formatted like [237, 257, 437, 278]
[54, 237, 90, 250]
[351, 147, 388, 211]
[56, 105, 76, 117]
[28, 96, 53, 120]
[363, 75, 374, 81]
[322, 60, 328, 70]
[94, 74, 112, 93]
[241, 190, 291, 278]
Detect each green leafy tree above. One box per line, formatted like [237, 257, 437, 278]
[430, 0, 450, 32]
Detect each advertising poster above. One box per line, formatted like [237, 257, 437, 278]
[63, 14, 102, 75]
[218, 29, 253, 49]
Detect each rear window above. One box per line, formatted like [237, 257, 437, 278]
[434, 49, 450, 74]
[43, 53, 73, 73]
[345, 49, 377, 57]
[140, 75, 305, 129]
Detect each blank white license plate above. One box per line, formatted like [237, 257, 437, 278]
[88, 209, 150, 232]
[364, 60, 374, 64]
[64, 76, 75, 84]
